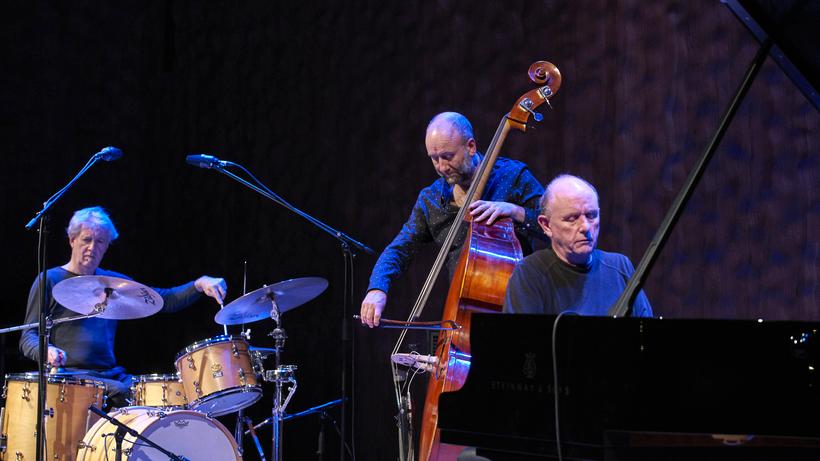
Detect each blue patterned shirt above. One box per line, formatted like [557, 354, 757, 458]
[367, 156, 545, 293]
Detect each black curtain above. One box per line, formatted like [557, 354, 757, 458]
[1, 1, 816, 460]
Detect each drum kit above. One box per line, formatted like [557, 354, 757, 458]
[0, 274, 329, 461]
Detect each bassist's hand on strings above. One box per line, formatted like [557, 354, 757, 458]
[469, 200, 525, 225]
[360, 289, 387, 328]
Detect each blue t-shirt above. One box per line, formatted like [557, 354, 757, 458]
[503, 248, 653, 317]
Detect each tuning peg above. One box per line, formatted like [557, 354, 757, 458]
[518, 98, 543, 122]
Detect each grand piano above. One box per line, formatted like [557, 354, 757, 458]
[438, 313, 820, 460]
[439, 0, 819, 459]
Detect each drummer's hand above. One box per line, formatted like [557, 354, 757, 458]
[47, 345, 67, 367]
[360, 289, 387, 328]
[195, 276, 227, 304]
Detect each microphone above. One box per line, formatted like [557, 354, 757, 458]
[186, 154, 230, 169]
[96, 146, 123, 161]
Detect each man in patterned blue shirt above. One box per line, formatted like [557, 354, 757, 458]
[360, 112, 545, 327]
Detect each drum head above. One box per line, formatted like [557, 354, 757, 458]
[78, 408, 240, 460]
[135, 410, 240, 459]
[189, 386, 262, 416]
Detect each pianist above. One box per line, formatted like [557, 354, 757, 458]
[503, 174, 653, 317]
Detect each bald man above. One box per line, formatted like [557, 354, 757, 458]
[360, 112, 545, 327]
[503, 174, 653, 317]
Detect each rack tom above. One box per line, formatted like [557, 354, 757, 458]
[130, 374, 187, 408]
[174, 335, 261, 416]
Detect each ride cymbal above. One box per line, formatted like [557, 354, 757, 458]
[215, 277, 328, 325]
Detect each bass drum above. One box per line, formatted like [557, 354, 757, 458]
[76, 407, 242, 460]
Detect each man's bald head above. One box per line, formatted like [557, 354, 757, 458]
[426, 112, 474, 145]
[537, 174, 601, 265]
[425, 112, 479, 187]
[540, 174, 599, 218]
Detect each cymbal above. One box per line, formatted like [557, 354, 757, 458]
[215, 277, 328, 325]
[52, 275, 164, 320]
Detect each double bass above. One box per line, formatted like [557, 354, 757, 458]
[389, 61, 562, 461]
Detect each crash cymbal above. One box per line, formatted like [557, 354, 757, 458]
[52, 275, 164, 320]
[215, 277, 328, 325]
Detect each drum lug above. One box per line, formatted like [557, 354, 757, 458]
[193, 380, 202, 396]
[161, 383, 168, 404]
[1, 380, 7, 399]
[15, 450, 22, 461]
[232, 342, 239, 357]
[59, 382, 67, 403]
[78, 441, 96, 452]
[186, 355, 196, 369]
[21, 383, 31, 401]
[238, 368, 246, 386]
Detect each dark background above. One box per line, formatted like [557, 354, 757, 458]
[0, 1, 816, 460]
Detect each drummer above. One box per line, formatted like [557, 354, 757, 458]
[19, 206, 227, 408]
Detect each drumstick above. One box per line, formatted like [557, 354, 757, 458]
[219, 303, 228, 335]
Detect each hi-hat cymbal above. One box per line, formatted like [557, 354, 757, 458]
[215, 277, 328, 325]
[52, 275, 164, 320]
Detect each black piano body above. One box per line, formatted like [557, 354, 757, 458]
[437, 313, 820, 460]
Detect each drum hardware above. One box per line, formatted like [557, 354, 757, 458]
[0, 407, 5, 454]
[233, 262, 249, 458]
[264, 300, 297, 461]
[228, 415, 268, 461]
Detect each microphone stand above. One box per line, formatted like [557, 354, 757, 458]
[23, 148, 112, 461]
[87, 405, 189, 461]
[246, 399, 349, 460]
[200, 160, 372, 461]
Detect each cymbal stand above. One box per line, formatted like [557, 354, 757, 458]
[0, 312, 101, 336]
[266, 296, 298, 461]
[234, 260, 248, 454]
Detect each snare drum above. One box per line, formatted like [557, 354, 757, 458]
[1, 373, 105, 461]
[77, 406, 242, 460]
[174, 335, 261, 416]
[130, 374, 187, 408]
